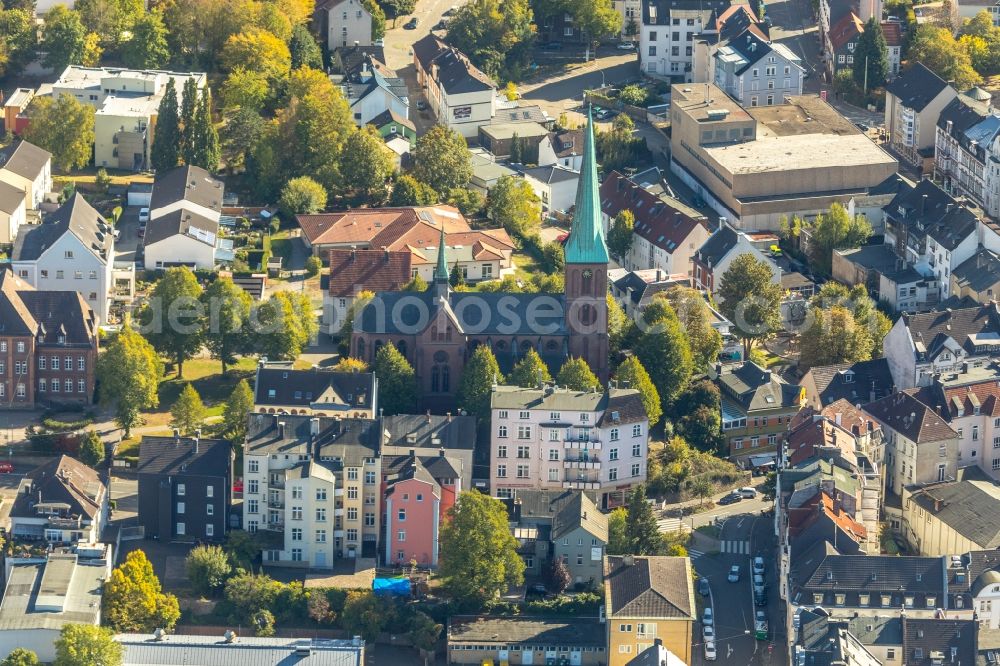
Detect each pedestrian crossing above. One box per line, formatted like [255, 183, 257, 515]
[720, 539, 751, 554]
[657, 517, 692, 533]
[688, 549, 706, 559]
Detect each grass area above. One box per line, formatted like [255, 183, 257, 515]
[142, 357, 257, 427]
[54, 169, 152, 186]
[696, 524, 721, 539]
[269, 229, 294, 268]
[512, 252, 542, 282]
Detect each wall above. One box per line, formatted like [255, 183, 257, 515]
[552, 526, 604, 586]
[385, 478, 439, 567]
[326, 0, 372, 49]
[144, 235, 215, 270]
[900, 486, 979, 556]
[882, 317, 917, 390]
[608, 618, 692, 666]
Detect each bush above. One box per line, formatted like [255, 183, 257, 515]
[304, 255, 322, 277]
[619, 84, 650, 107]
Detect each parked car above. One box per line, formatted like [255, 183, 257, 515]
[703, 608, 714, 626]
[727, 565, 741, 583]
[753, 574, 766, 593]
[755, 610, 769, 640]
[755, 589, 768, 607]
[0, 462, 13, 473]
[698, 577, 711, 596]
[855, 122, 870, 132]
[718, 491, 742, 505]
[433, 19, 448, 30]
[404, 17, 418, 28]
[541, 41, 563, 50]
[138, 207, 150, 223]
[752, 556, 765, 575]
[703, 625, 715, 642]
[616, 41, 636, 50]
[705, 641, 718, 661]
[739, 486, 758, 498]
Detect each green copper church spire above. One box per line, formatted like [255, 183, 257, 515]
[434, 222, 449, 282]
[564, 105, 610, 265]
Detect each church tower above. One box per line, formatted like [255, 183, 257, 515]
[432, 222, 450, 298]
[564, 107, 610, 383]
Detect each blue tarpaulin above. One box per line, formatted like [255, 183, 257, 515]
[373, 578, 411, 597]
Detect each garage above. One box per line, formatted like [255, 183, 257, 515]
[127, 183, 153, 207]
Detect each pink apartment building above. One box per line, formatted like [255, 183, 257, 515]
[383, 453, 461, 567]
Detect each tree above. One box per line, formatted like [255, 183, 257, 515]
[402, 274, 428, 291]
[635, 303, 693, 410]
[222, 529, 261, 570]
[607, 293, 633, 358]
[413, 125, 473, 192]
[76, 0, 143, 46]
[279, 176, 327, 216]
[619, 84, 649, 106]
[222, 30, 292, 83]
[305, 254, 322, 277]
[717, 253, 783, 358]
[171, 383, 208, 435]
[308, 592, 336, 624]
[540, 241, 564, 273]
[222, 107, 265, 172]
[544, 556, 571, 594]
[224, 571, 281, 624]
[186, 545, 232, 596]
[24, 95, 95, 172]
[799, 305, 875, 370]
[439, 491, 525, 608]
[391, 174, 437, 206]
[1, 649, 39, 666]
[40, 5, 86, 70]
[179, 77, 199, 162]
[341, 591, 392, 642]
[202, 276, 253, 373]
[374, 343, 418, 414]
[852, 17, 889, 90]
[625, 484, 665, 555]
[574, 0, 622, 52]
[446, 187, 485, 217]
[222, 379, 253, 442]
[0, 9, 37, 79]
[407, 611, 443, 666]
[340, 126, 395, 204]
[121, 10, 169, 69]
[445, 0, 535, 80]
[97, 324, 163, 437]
[487, 175, 542, 239]
[360, 0, 385, 39]
[508, 348, 552, 388]
[253, 291, 316, 360]
[333, 357, 369, 372]
[78, 430, 105, 468]
[81, 31, 102, 66]
[189, 89, 220, 172]
[613, 356, 662, 426]
[960, 11, 1000, 75]
[509, 131, 523, 164]
[222, 67, 270, 113]
[449, 264, 466, 288]
[607, 209, 634, 261]
[907, 25, 981, 88]
[382, 0, 416, 17]
[103, 550, 180, 632]
[54, 625, 122, 666]
[596, 114, 650, 172]
[140, 267, 204, 377]
[659, 286, 723, 369]
[806, 203, 872, 276]
[606, 507, 629, 554]
[458, 345, 503, 418]
[690, 477, 713, 506]
[674, 380, 723, 453]
[289, 23, 323, 69]
[556, 357, 600, 392]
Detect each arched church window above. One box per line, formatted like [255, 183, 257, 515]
[546, 340, 559, 351]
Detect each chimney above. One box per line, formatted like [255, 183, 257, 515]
[278, 421, 286, 439]
[173, 428, 180, 446]
[718, 216, 727, 232]
[835, 412, 842, 426]
[351, 247, 356, 261]
[383, 246, 389, 262]
[623, 554, 635, 566]
[310, 418, 320, 437]
[426, 410, 432, 424]
[920, 194, 927, 215]
[439, 447, 445, 457]
[193, 437, 199, 454]
[409, 449, 415, 458]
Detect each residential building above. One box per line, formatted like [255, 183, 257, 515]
[325, 249, 413, 334]
[818, 0, 881, 79]
[143, 165, 224, 270]
[505, 489, 608, 586]
[901, 474, 1000, 555]
[412, 35, 497, 138]
[253, 361, 377, 417]
[627, 640, 687, 666]
[315, 0, 373, 50]
[934, 90, 1000, 218]
[479, 122, 551, 161]
[955, 0, 1000, 25]
[0, 180, 25, 245]
[50, 67, 205, 171]
[612, 0, 643, 39]
[882, 21, 903, 76]
[832, 244, 907, 298]
[600, 170, 711, 276]
[469, 149, 519, 194]
[604, 555, 695, 666]
[691, 5, 767, 85]
[447, 616, 608, 665]
[380, 413, 480, 492]
[2, 89, 33, 137]
[718, 361, 805, 463]
[9, 455, 107, 544]
[951, 248, 1000, 304]
[610, 269, 690, 322]
[334, 50, 409, 126]
[0, 269, 99, 409]
[882, 302, 1000, 389]
[116, 635, 365, 665]
[692, 221, 780, 294]
[639, 0, 733, 81]
[243, 414, 382, 567]
[713, 31, 804, 107]
[522, 165, 580, 213]
[0, 139, 52, 209]
[0, 552, 109, 663]
[539, 128, 586, 171]
[884, 64, 957, 168]
[382, 452, 461, 567]
[368, 109, 417, 146]
[799, 358, 895, 410]
[12, 193, 123, 324]
[826, 12, 864, 78]
[670, 84, 898, 230]
[793, 612, 883, 666]
[137, 433, 232, 542]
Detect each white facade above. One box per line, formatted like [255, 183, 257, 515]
[956, 0, 1000, 25]
[523, 168, 580, 213]
[640, 8, 713, 80]
[713, 45, 804, 107]
[611, 0, 642, 38]
[323, 0, 373, 49]
[936, 117, 1000, 219]
[347, 77, 409, 126]
[0, 157, 51, 210]
[427, 85, 495, 140]
[0, 188, 26, 245]
[143, 233, 217, 271]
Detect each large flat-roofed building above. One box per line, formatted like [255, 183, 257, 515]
[447, 616, 608, 665]
[669, 84, 898, 230]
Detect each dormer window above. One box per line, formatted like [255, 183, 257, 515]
[844, 371, 854, 384]
[56, 336, 65, 345]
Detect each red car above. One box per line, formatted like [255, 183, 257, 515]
[233, 479, 244, 493]
[0, 462, 14, 473]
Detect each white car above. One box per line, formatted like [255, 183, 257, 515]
[703, 625, 715, 642]
[702, 607, 714, 627]
[739, 486, 758, 498]
[138, 207, 150, 223]
[727, 565, 740, 583]
[705, 641, 718, 661]
[753, 556, 766, 575]
[616, 41, 636, 50]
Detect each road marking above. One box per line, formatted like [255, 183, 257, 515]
[721, 540, 750, 554]
[657, 517, 691, 533]
[689, 549, 705, 559]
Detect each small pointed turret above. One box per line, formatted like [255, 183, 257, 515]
[434, 223, 449, 283]
[564, 105, 610, 265]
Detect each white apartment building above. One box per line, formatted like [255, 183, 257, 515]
[143, 164, 223, 270]
[317, 0, 373, 50]
[413, 35, 497, 139]
[935, 93, 1000, 219]
[640, 0, 732, 80]
[243, 415, 382, 568]
[489, 386, 650, 509]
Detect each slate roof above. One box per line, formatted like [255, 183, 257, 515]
[144, 208, 219, 247]
[886, 63, 950, 112]
[863, 391, 957, 443]
[448, 616, 606, 647]
[900, 302, 1000, 359]
[412, 34, 494, 94]
[0, 269, 97, 347]
[327, 248, 412, 297]
[846, 616, 903, 646]
[137, 435, 231, 478]
[937, 95, 1000, 162]
[116, 635, 365, 666]
[10, 455, 103, 522]
[13, 193, 112, 262]
[794, 547, 945, 607]
[381, 414, 478, 452]
[643, 0, 732, 26]
[507, 489, 608, 541]
[368, 108, 415, 133]
[149, 165, 223, 213]
[604, 555, 694, 619]
[523, 164, 580, 185]
[490, 386, 648, 425]
[908, 479, 1000, 549]
[331, 45, 387, 78]
[903, 619, 976, 666]
[245, 413, 379, 462]
[694, 224, 740, 266]
[0, 179, 25, 215]
[885, 179, 978, 251]
[600, 171, 708, 255]
[719, 362, 802, 412]
[801, 358, 894, 406]
[491, 105, 550, 125]
[551, 129, 584, 157]
[835, 244, 902, 274]
[0, 140, 50, 181]
[383, 452, 460, 485]
[253, 365, 376, 412]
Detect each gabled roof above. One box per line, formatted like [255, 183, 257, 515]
[600, 171, 708, 255]
[719, 362, 802, 412]
[381, 413, 478, 452]
[0, 140, 50, 181]
[149, 165, 223, 213]
[138, 435, 230, 478]
[245, 414, 380, 464]
[297, 206, 470, 247]
[254, 364, 376, 412]
[863, 391, 957, 443]
[643, 0, 732, 26]
[799, 550, 944, 594]
[604, 556, 694, 619]
[523, 164, 580, 186]
[694, 224, 740, 267]
[886, 63, 951, 112]
[886, 179, 978, 251]
[903, 618, 976, 666]
[367, 108, 415, 133]
[331, 45, 387, 79]
[0, 269, 96, 346]
[13, 193, 112, 263]
[881, 21, 903, 46]
[550, 129, 584, 158]
[0, 179, 24, 215]
[801, 358, 894, 407]
[144, 208, 218, 248]
[909, 479, 1000, 549]
[412, 34, 495, 95]
[490, 386, 647, 423]
[953, 249, 1000, 294]
[900, 302, 1000, 359]
[10, 455, 103, 522]
[327, 248, 411, 297]
[829, 12, 864, 52]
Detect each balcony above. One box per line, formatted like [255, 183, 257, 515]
[269, 477, 285, 489]
[268, 500, 283, 509]
[563, 480, 600, 490]
[563, 460, 600, 470]
[563, 438, 601, 450]
[334, 508, 344, 517]
[334, 488, 344, 497]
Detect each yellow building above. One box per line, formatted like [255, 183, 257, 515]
[604, 555, 695, 666]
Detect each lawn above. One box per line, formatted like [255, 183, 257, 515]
[143, 357, 257, 428]
[270, 229, 294, 268]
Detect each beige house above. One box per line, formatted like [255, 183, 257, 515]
[0, 181, 26, 245]
[315, 0, 372, 50]
[0, 140, 51, 211]
[412, 35, 496, 139]
[884, 63, 956, 169]
[901, 478, 1000, 556]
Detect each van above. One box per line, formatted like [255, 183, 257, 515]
[739, 486, 758, 498]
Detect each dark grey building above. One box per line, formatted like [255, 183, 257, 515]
[137, 433, 232, 542]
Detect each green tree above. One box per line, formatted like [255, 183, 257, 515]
[40, 5, 86, 70]
[690, 477, 713, 506]
[717, 253, 783, 358]
[799, 305, 875, 370]
[659, 286, 723, 369]
[508, 348, 552, 388]
[907, 25, 981, 88]
[341, 125, 395, 204]
[1, 649, 39, 666]
[97, 324, 163, 437]
[202, 276, 253, 373]
[189, 89, 220, 172]
[223, 530, 261, 570]
[54, 625, 122, 666]
[24, 95, 95, 172]
[556, 357, 600, 392]
[619, 84, 649, 106]
[445, 0, 535, 79]
[305, 254, 322, 277]
[381, 0, 416, 17]
[374, 342, 418, 414]
[439, 491, 525, 608]
[457, 345, 503, 418]
[76, 0, 144, 46]
[449, 264, 466, 288]
[635, 302, 693, 410]
[402, 274, 428, 291]
[224, 571, 281, 624]
[222, 379, 253, 441]
[77, 430, 105, 468]
[446, 187, 485, 216]
[613, 356, 662, 426]
[807, 203, 872, 276]
[222, 67, 270, 112]
[540, 241, 565, 273]
[362, 0, 386, 39]
[0, 8, 37, 78]
[487, 175, 542, 239]
[607, 209, 634, 261]
[279, 176, 327, 216]
[179, 77, 199, 161]
[341, 590, 392, 643]
[508, 131, 523, 163]
[221, 29, 292, 82]
[852, 17, 889, 90]
[625, 484, 665, 555]
[413, 125, 473, 192]
[407, 611, 443, 666]
[186, 545, 232, 596]
[252, 291, 316, 360]
[222, 107, 266, 171]
[333, 357, 369, 372]
[959, 11, 1000, 75]
[171, 383, 207, 435]
[140, 267, 204, 377]
[391, 174, 437, 206]
[674, 380, 723, 453]
[574, 0, 622, 52]
[290, 23, 323, 69]
[544, 556, 571, 594]
[103, 550, 180, 632]
[121, 10, 169, 69]
[256, 2, 292, 40]
[607, 293, 634, 358]
[606, 507, 629, 554]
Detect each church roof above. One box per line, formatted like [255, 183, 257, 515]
[563, 107, 609, 265]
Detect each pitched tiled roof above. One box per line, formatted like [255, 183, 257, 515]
[149, 165, 223, 213]
[829, 12, 863, 52]
[694, 224, 739, 266]
[254, 365, 376, 412]
[297, 206, 470, 248]
[886, 63, 951, 112]
[900, 302, 1000, 358]
[600, 171, 708, 255]
[719, 362, 802, 411]
[14, 193, 112, 262]
[368, 108, 415, 133]
[863, 391, 957, 443]
[881, 21, 903, 46]
[327, 249, 411, 297]
[0, 140, 50, 181]
[551, 129, 584, 158]
[604, 556, 694, 618]
[908, 375, 1000, 421]
[0, 180, 24, 215]
[523, 165, 580, 185]
[412, 34, 494, 95]
[903, 618, 976, 666]
[138, 435, 230, 478]
[144, 208, 218, 248]
[909, 479, 1000, 549]
[10, 455, 103, 522]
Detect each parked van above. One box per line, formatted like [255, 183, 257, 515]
[739, 487, 758, 498]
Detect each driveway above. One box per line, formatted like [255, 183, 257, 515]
[115, 205, 142, 265]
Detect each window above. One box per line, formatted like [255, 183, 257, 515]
[549, 468, 559, 481]
[497, 444, 507, 458]
[51, 356, 59, 371]
[751, 436, 759, 448]
[766, 94, 774, 105]
[364, 512, 375, 526]
[347, 487, 358, 499]
[177, 522, 185, 535]
[89, 270, 97, 279]
[549, 430, 559, 441]
[397, 530, 406, 541]
[347, 507, 357, 521]
[291, 548, 302, 561]
[347, 468, 358, 481]
[38, 379, 45, 393]
[768, 434, 777, 446]
[549, 449, 559, 461]
[517, 426, 531, 439]
[631, 463, 640, 477]
[648, 46, 656, 56]
[519, 411, 530, 419]
[498, 425, 508, 438]
[292, 507, 303, 520]
[973, 425, 979, 441]
[316, 488, 327, 501]
[248, 480, 258, 494]
[316, 530, 327, 543]
[177, 502, 185, 514]
[550, 412, 561, 421]
[497, 464, 507, 478]
[249, 460, 259, 473]
[632, 443, 641, 457]
[887, 650, 895, 660]
[177, 484, 186, 496]
[416, 494, 423, 502]
[292, 487, 303, 499]
[38, 357, 45, 370]
[517, 445, 530, 459]
[206, 524, 214, 537]
[734, 439, 744, 449]
[609, 468, 618, 481]
[40, 270, 47, 278]
[610, 428, 620, 441]
[398, 509, 406, 521]
[498, 410, 508, 419]
[56, 271, 63, 279]
[207, 504, 214, 516]
[632, 424, 642, 437]
[347, 528, 359, 542]
[316, 508, 326, 522]
[77, 357, 85, 370]
[64, 251, 73, 259]
[610, 448, 618, 461]
[516, 465, 529, 478]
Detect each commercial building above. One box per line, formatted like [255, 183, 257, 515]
[669, 84, 898, 230]
[901, 475, 1000, 556]
[412, 35, 497, 139]
[448, 616, 608, 665]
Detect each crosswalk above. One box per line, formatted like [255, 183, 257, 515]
[688, 549, 706, 559]
[657, 517, 692, 533]
[720, 540, 751, 554]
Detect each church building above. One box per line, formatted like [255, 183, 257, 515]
[351, 109, 610, 410]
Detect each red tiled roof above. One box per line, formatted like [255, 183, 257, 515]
[829, 13, 864, 52]
[881, 21, 903, 47]
[599, 171, 710, 254]
[820, 398, 881, 435]
[327, 249, 412, 297]
[297, 206, 470, 248]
